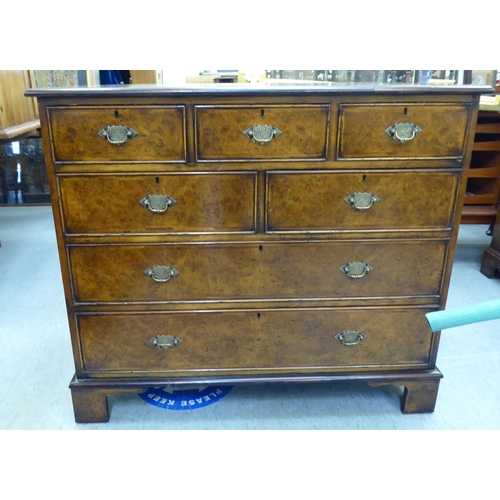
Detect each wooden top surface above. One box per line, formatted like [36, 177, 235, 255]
[25, 83, 492, 98]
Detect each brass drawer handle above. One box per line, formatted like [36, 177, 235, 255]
[243, 124, 282, 145]
[335, 331, 366, 346]
[140, 194, 177, 213]
[144, 265, 179, 283]
[340, 262, 373, 279]
[149, 335, 182, 350]
[344, 192, 380, 210]
[385, 122, 422, 143]
[98, 125, 138, 145]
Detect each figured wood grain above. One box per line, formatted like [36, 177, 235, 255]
[267, 170, 459, 231]
[401, 379, 441, 413]
[338, 104, 469, 159]
[77, 308, 434, 375]
[436, 95, 481, 320]
[69, 240, 447, 303]
[369, 372, 442, 414]
[196, 105, 329, 160]
[59, 172, 257, 234]
[71, 388, 109, 423]
[48, 106, 185, 162]
[29, 85, 484, 419]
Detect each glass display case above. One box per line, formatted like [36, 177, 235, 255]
[265, 70, 461, 84]
[1, 137, 49, 204]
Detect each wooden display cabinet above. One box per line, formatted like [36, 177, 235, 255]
[462, 110, 500, 225]
[481, 200, 500, 278]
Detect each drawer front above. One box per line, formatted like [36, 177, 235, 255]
[267, 171, 459, 232]
[196, 105, 329, 161]
[77, 308, 434, 375]
[59, 172, 257, 234]
[48, 106, 186, 162]
[69, 240, 446, 303]
[338, 104, 469, 159]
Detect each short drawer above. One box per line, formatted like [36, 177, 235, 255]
[196, 105, 329, 161]
[69, 240, 446, 304]
[77, 308, 434, 376]
[267, 170, 459, 232]
[48, 106, 186, 162]
[59, 172, 257, 234]
[338, 103, 470, 159]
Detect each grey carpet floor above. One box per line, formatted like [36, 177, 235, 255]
[0, 206, 499, 429]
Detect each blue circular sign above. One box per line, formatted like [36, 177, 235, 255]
[138, 385, 233, 411]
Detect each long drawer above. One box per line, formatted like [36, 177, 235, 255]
[195, 105, 329, 161]
[77, 308, 435, 376]
[59, 172, 257, 235]
[267, 170, 459, 232]
[48, 106, 186, 163]
[68, 240, 447, 303]
[338, 103, 469, 159]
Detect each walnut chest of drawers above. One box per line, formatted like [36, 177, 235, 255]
[27, 84, 487, 423]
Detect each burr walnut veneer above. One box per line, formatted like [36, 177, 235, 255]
[26, 84, 487, 423]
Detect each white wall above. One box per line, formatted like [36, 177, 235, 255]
[161, 68, 204, 85]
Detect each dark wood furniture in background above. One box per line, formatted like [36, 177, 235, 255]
[462, 110, 500, 225]
[1, 71, 41, 242]
[1, 137, 49, 204]
[481, 201, 500, 278]
[27, 83, 487, 423]
[1, 71, 41, 205]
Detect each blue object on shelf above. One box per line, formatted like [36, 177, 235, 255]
[99, 70, 123, 85]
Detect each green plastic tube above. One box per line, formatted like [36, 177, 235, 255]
[425, 299, 500, 332]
